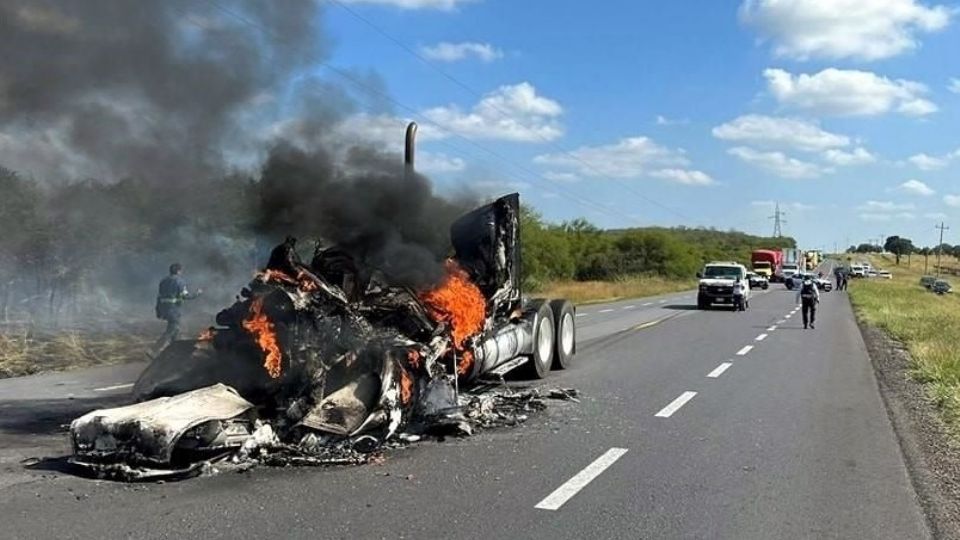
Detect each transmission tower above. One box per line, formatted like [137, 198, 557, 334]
[770, 203, 786, 238]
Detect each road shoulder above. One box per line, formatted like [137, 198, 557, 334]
[859, 320, 960, 539]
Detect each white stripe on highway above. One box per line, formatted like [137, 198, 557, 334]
[622, 305, 635, 310]
[576, 313, 588, 318]
[642, 302, 653, 306]
[736, 345, 754, 356]
[707, 362, 733, 378]
[767, 326, 777, 331]
[785, 314, 793, 319]
[599, 309, 614, 313]
[755, 334, 768, 341]
[658, 300, 667, 304]
[655, 391, 697, 418]
[534, 448, 629, 511]
[778, 319, 787, 324]
[93, 383, 134, 392]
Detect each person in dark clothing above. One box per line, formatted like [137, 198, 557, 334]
[795, 276, 821, 329]
[154, 263, 201, 352]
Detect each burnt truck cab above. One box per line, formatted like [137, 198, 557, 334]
[697, 262, 749, 309]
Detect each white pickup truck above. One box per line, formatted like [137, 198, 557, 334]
[697, 261, 750, 310]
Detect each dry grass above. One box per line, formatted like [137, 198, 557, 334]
[0, 324, 152, 379]
[848, 254, 960, 427]
[538, 276, 695, 305]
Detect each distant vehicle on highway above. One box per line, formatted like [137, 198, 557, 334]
[697, 262, 749, 310]
[787, 272, 832, 292]
[850, 265, 866, 278]
[746, 271, 769, 290]
[921, 276, 937, 289]
[781, 262, 800, 282]
[933, 280, 953, 295]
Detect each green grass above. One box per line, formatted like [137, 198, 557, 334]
[538, 276, 695, 305]
[848, 254, 960, 426]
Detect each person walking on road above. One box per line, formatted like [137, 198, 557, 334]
[796, 275, 820, 329]
[153, 263, 202, 353]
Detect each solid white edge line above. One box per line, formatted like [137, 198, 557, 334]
[93, 382, 134, 392]
[736, 345, 754, 356]
[707, 362, 733, 378]
[534, 448, 629, 511]
[755, 334, 768, 341]
[655, 391, 697, 418]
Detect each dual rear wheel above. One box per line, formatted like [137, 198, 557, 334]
[523, 299, 576, 379]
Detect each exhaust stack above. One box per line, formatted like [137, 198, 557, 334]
[404, 122, 418, 176]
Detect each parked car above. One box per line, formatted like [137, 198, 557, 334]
[866, 269, 879, 278]
[933, 280, 953, 295]
[850, 265, 866, 278]
[877, 270, 892, 279]
[921, 275, 937, 289]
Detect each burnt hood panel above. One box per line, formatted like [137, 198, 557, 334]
[450, 193, 521, 315]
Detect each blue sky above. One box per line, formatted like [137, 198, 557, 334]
[323, 0, 960, 250]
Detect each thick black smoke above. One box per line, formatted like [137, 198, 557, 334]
[0, 0, 473, 328]
[257, 144, 473, 288]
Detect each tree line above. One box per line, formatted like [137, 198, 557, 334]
[521, 206, 796, 290]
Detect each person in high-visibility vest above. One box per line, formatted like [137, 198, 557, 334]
[153, 263, 201, 352]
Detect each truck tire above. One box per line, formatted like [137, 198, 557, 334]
[697, 294, 708, 310]
[522, 299, 555, 379]
[549, 299, 576, 370]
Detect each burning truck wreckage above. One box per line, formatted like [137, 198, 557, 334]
[68, 130, 579, 481]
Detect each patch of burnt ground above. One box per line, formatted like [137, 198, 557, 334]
[859, 321, 960, 539]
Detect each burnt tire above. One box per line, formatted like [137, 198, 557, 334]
[522, 299, 555, 379]
[549, 299, 576, 370]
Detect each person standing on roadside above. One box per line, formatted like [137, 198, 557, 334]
[154, 263, 202, 353]
[796, 275, 820, 329]
[733, 276, 746, 312]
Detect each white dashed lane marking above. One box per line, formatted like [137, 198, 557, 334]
[755, 334, 768, 341]
[535, 448, 629, 511]
[576, 313, 588, 318]
[642, 302, 653, 306]
[622, 305, 635, 310]
[767, 325, 777, 331]
[707, 362, 733, 378]
[655, 391, 698, 418]
[736, 345, 754, 356]
[93, 383, 134, 393]
[599, 309, 614, 313]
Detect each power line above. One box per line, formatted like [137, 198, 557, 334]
[200, 0, 643, 224]
[325, 0, 693, 222]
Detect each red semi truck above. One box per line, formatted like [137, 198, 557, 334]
[751, 249, 784, 282]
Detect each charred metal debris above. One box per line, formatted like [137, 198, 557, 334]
[69, 193, 579, 481]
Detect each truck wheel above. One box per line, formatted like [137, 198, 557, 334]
[522, 299, 555, 379]
[549, 299, 576, 370]
[697, 294, 709, 310]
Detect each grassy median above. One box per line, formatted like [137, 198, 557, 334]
[848, 254, 960, 426]
[538, 276, 695, 305]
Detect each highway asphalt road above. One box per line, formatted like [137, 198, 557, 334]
[0, 283, 931, 539]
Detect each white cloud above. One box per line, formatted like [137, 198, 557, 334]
[655, 115, 689, 126]
[649, 168, 715, 186]
[542, 171, 579, 183]
[727, 146, 825, 178]
[533, 136, 690, 179]
[858, 200, 916, 211]
[899, 179, 935, 196]
[340, 0, 475, 9]
[423, 82, 563, 142]
[823, 147, 876, 166]
[419, 42, 503, 62]
[740, 0, 952, 61]
[945, 194, 960, 207]
[908, 153, 949, 170]
[417, 152, 466, 173]
[764, 68, 937, 117]
[950, 78, 960, 94]
[713, 114, 849, 151]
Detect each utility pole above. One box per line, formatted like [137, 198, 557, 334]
[770, 203, 786, 238]
[936, 222, 950, 277]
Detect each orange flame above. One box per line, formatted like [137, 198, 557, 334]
[242, 297, 282, 379]
[421, 260, 486, 375]
[259, 268, 318, 293]
[399, 367, 414, 406]
[198, 327, 216, 341]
